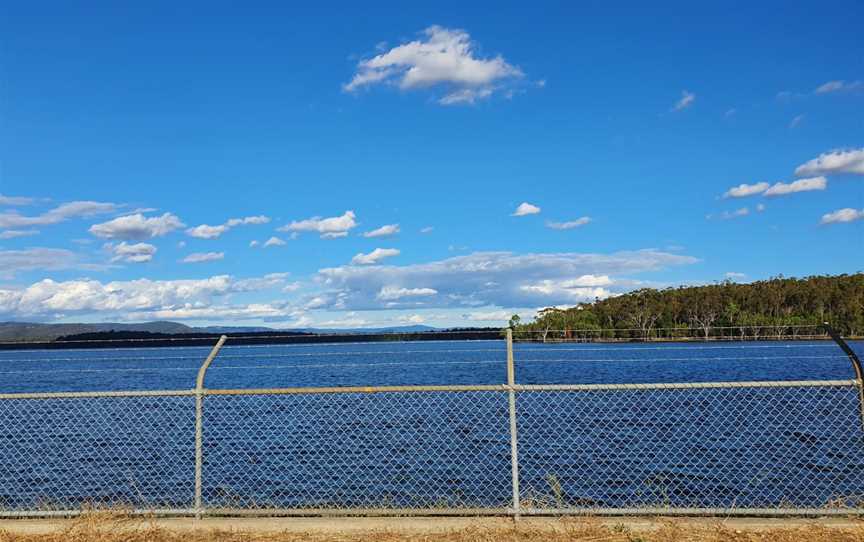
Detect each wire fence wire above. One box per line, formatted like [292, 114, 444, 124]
[0, 326, 862, 517]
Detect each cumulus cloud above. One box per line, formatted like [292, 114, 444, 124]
[518, 275, 614, 302]
[314, 250, 698, 311]
[232, 272, 292, 292]
[672, 90, 695, 111]
[764, 176, 827, 196]
[400, 314, 426, 324]
[820, 208, 864, 225]
[0, 194, 35, 206]
[107, 242, 157, 263]
[512, 202, 541, 216]
[90, 213, 185, 240]
[723, 182, 769, 198]
[344, 25, 524, 105]
[278, 210, 357, 239]
[795, 148, 864, 177]
[815, 80, 862, 94]
[186, 215, 270, 239]
[263, 236, 287, 248]
[377, 286, 438, 301]
[546, 217, 591, 230]
[0, 201, 120, 229]
[182, 252, 224, 263]
[0, 273, 299, 321]
[0, 230, 39, 239]
[352, 247, 400, 265]
[362, 224, 400, 238]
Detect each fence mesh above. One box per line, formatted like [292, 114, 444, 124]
[517, 384, 864, 511]
[0, 395, 194, 513]
[0, 330, 862, 517]
[201, 391, 512, 510]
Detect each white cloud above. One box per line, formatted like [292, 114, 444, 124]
[0, 273, 298, 320]
[182, 252, 224, 263]
[278, 210, 357, 239]
[815, 80, 862, 94]
[0, 248, 80, 278]
[720, 207, 750, 219]
[546, 217, 591, 230]
[227, 216, 270, 226]
[0, 194, 35, 206]
[263, 236, 286, 247]
[185, 224, 228, 239]
[282, 281, 302, 292]
[755, 203, 766, 213]
[129, 303, 296, 322]
[344, 25, 524, 105]
[672, 90, 695, 111]
[362, 224, 400, 238]
[249, 240, 259, 248]
[820, 208, 864, 225]
[107, 242, 157, 263]
[90, 213, 185, 240]
[377, 286, 438, 301]
[512, 202, 541, 216]
[0, 229, 39, 239]
[723, 182, 769, 198]
[312, 314, 372, 329]
[352, 247, 400, 265]
[315, 250, 698, 311]
[461, 310, 516, 323]
[438, 87, 493, 105]
[0, 201, 120, 229]
[397, 314, 426, 324]
[789, 114, 805, 129]
[764, 176, 827, 196]
[518, 275, 614, 302]
[420, 226, 434, 234]
[232, 272, 292, 291]
[186, 215, 270, 239]
[795, 148, 864, 177]
[725, 272, 747, 280]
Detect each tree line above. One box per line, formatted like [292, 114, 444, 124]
[511, 273, 864, 340]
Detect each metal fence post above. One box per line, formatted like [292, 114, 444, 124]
[823, 323, 864, 430]
[194, 335, 227, 519]
[506, 328, 521, 519]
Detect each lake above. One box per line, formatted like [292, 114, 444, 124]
[0, 339, 862, 513]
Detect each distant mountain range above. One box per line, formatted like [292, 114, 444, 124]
[0, 321, 440, 342]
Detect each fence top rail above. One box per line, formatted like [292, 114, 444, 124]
[1, 379, 856, 400]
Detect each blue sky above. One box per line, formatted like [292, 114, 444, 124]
[1, 1, 862, 328]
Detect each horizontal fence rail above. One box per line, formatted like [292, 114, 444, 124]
[0, 325, 862, 518]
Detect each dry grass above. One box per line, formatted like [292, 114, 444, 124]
[1, 513, 864, 542]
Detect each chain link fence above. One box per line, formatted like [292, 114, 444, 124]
[0, 327, 862, 517]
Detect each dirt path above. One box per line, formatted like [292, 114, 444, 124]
[2, 514, 864, 541]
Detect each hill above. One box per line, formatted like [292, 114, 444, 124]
[513, 273, 864, 338]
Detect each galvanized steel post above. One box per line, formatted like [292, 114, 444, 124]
[823, 323, 864, 430]
[194, 335, 227, 519]
[506, 328, 521, 519]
